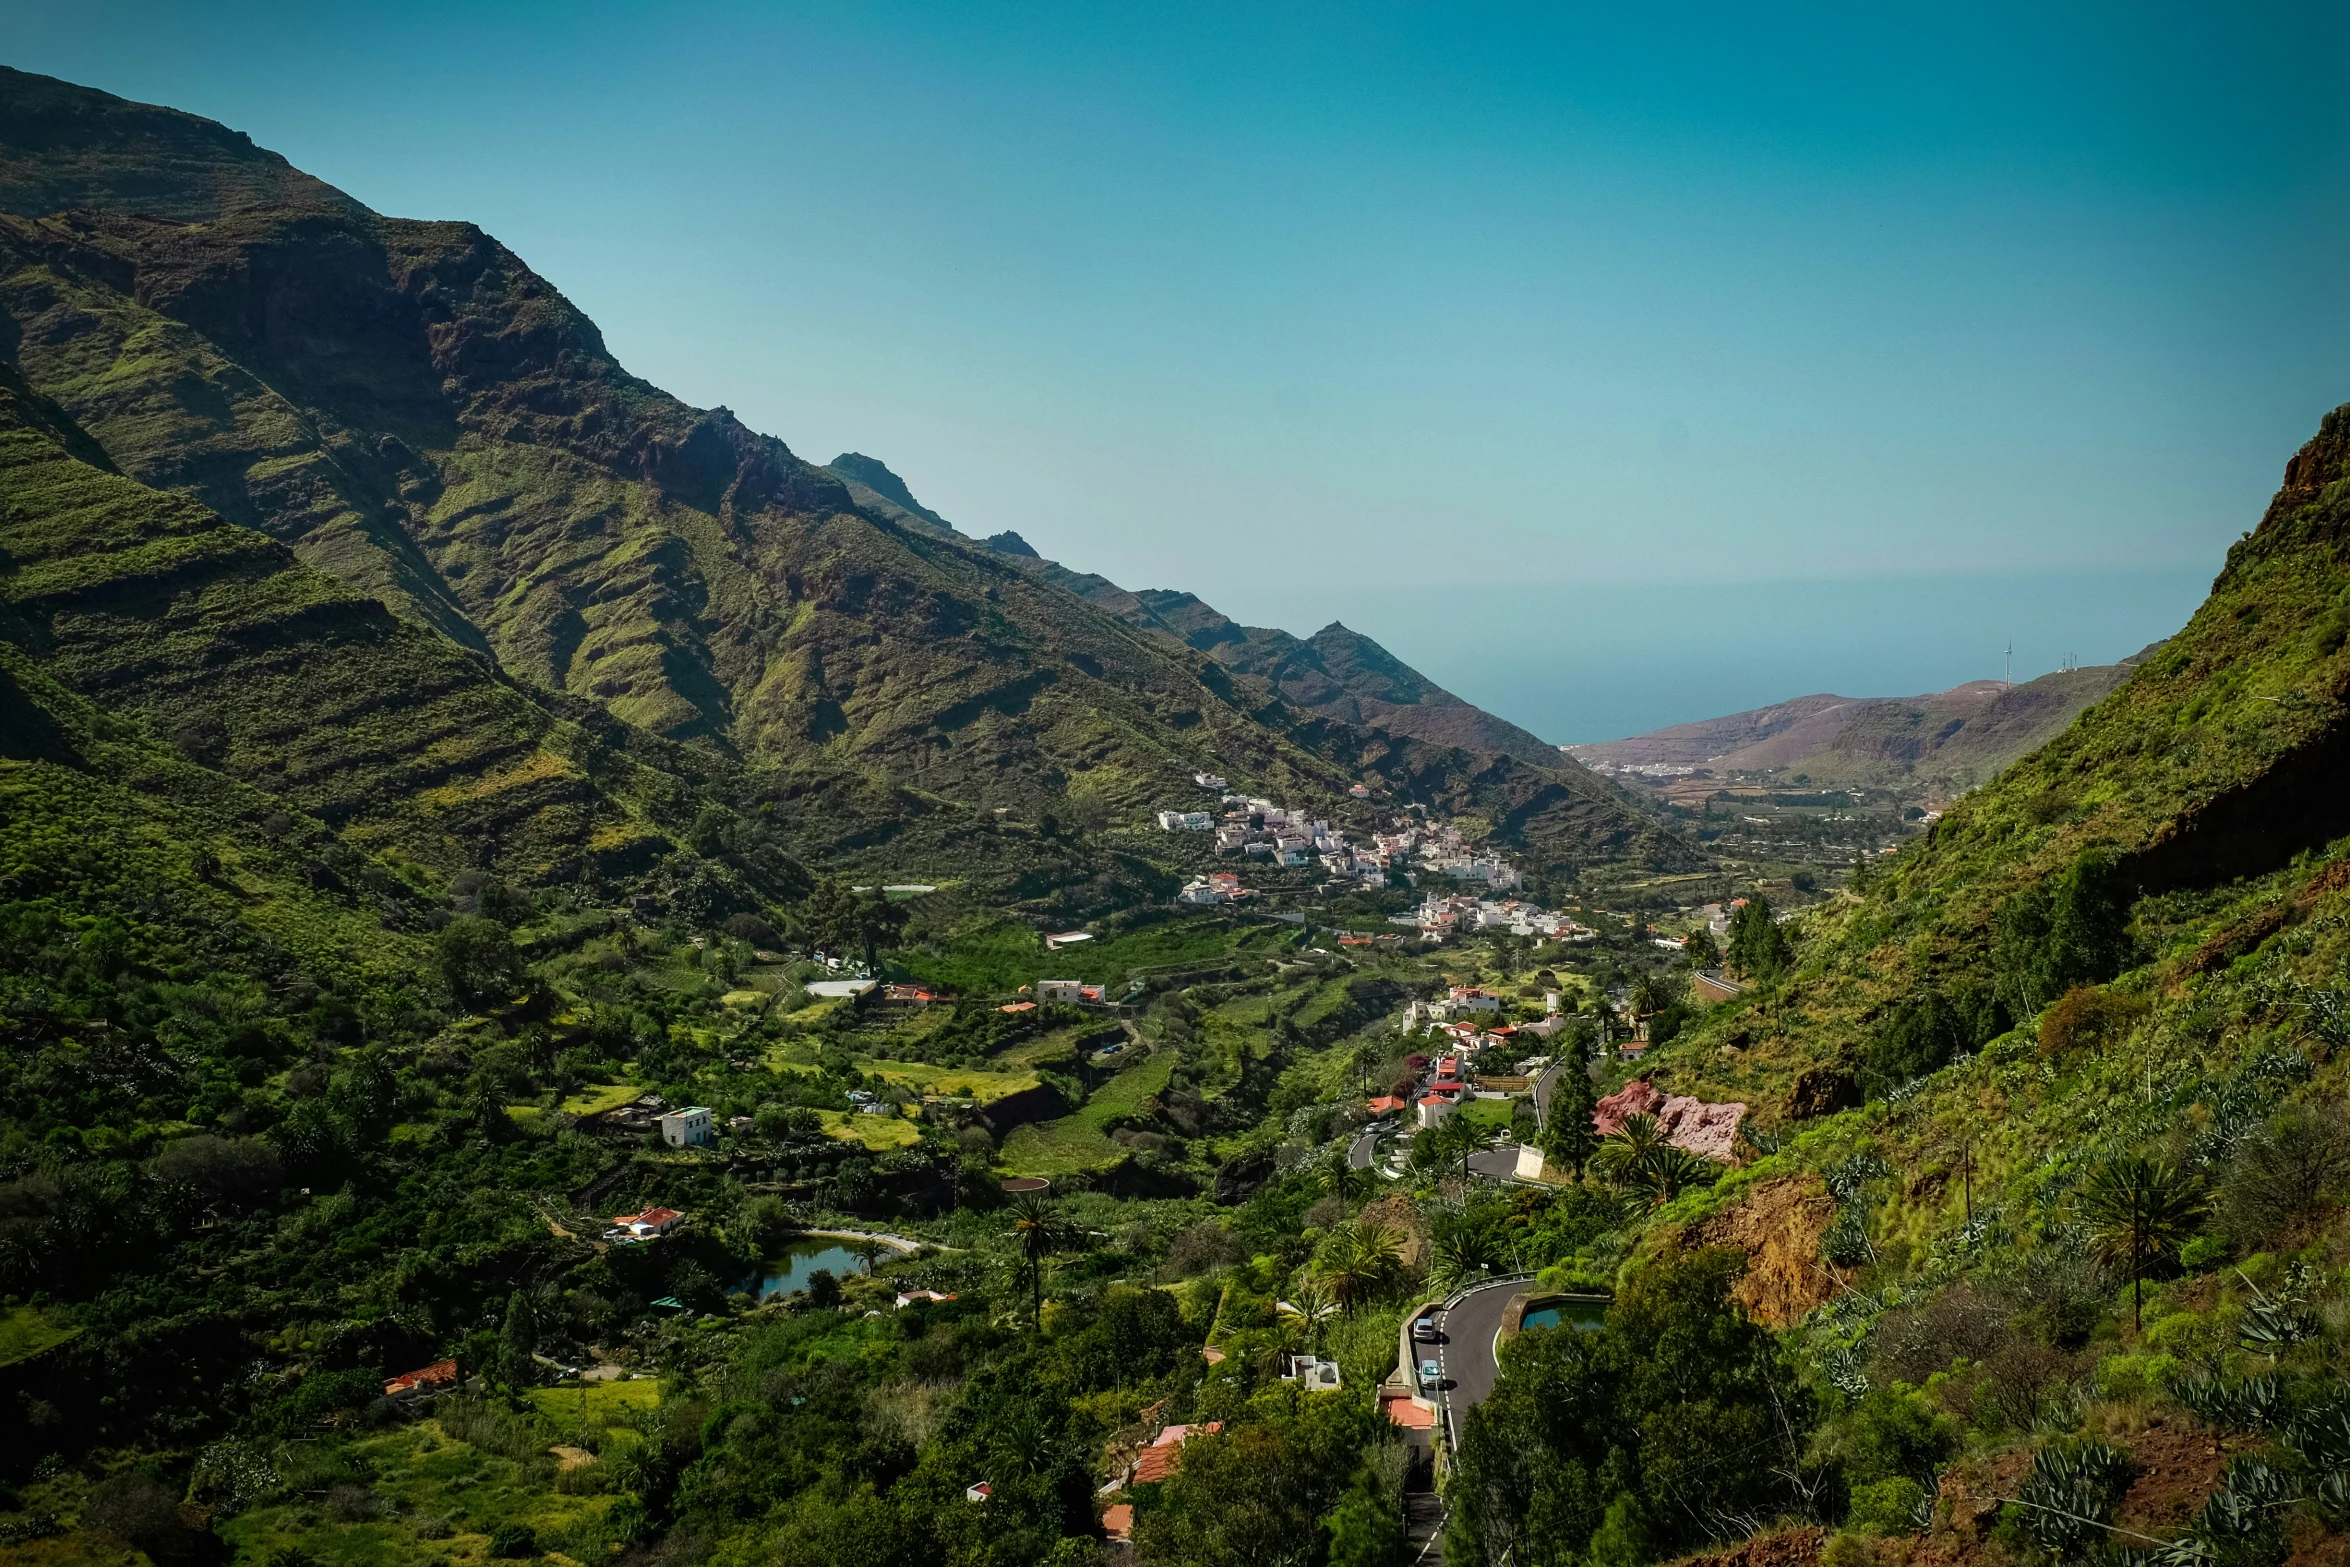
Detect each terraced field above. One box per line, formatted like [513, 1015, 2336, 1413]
[997, 1048, 1178, 1176]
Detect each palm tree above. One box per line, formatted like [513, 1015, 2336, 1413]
[2074, 1155, 2209, 1331]
[1249, 1317, 1309, 1378]
[1007, 1192, 1075, 1328]
[1318, 1153, 1369, 1207]
[1627, 1145, 1715, 1210]
[1278, 1277, 1340, 1353]
[1317, 1220, 1403, 1312]
[1592, 1113, 1668, 1183]
[1445, 1114, 1496, 1188]
[1592, 1114, 1715, 1209]
[1428, 1228, 1505, 1296]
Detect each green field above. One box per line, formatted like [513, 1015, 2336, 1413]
[530, 1377, 663, 1436]
[219, 1414, 624, 1567]
[815, 1108, 923, 1149]
[998, 1048, 1178, 1176]
[858, 1058, 1039, 1103]
[0, 1305, 80, 1368]
[558, 1082, 643, 1117]
[1456, 1096, 1519, 1128]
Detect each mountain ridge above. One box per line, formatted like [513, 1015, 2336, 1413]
[0, 64, 1689, 882]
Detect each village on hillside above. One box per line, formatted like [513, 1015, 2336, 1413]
[1154, 774, 1522, 906]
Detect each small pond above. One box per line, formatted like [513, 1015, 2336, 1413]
[752, 1239, 876, 1301]
[1519, 1298, 1607, 1333]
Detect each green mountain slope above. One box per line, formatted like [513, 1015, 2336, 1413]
[0, 66, 1688, 879]
[0, 357, 806, 908]
[1657, 402, 2350, 1119]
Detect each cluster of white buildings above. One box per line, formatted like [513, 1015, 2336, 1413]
[1152, 774, 1548, 905]
[1403, 893, 1594, 943]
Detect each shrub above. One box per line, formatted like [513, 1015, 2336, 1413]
[1993, 850, 2137, 1018]
[1847, 1476, 1926, 1535]
[1839, 1386, 1956, 1489]
[2038, 985, 2149, 1059]
[489, 1522, 537, 1557]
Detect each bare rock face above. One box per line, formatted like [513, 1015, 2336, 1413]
[1690, 1177, 1843, 1329]
[1593, 1078, 1662, 1135]
[1656, 1095, 1745, 1161]
[1594, 1078, 1745, 1161]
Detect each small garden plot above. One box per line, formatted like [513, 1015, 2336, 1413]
[858, 1058, 1039, 1104]
[558, 1082, 643, 1117]
[0, 1305, 78, 1368]
[816, 1108, 923, 1149]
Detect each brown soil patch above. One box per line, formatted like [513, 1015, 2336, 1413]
[2110, 1416, 2228, 1536]
[1688, 1175, 1844, 1328]
[1358, 1193, 1430, 1268]
[549, 1444, 595, 1470]
[1669, 1525, 1823, 1567]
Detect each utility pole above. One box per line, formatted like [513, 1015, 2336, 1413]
[2003, 640, 2012, 683]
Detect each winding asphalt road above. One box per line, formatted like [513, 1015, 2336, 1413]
[1531, 1059, 1564, 1126]
[1348, 1120, 1389, 1170]
[1428, 1275, 1532, 1446]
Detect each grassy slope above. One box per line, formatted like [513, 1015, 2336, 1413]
[1633, 404, 2350, 1263]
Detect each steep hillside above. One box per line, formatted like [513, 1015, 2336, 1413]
[814, 453, 1566, 764]
[0, 67, 1688, 879]
[1654, 401, 2350, 1118]
[0, 357, 805, 909]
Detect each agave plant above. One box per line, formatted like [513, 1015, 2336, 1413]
[2193, 1456, 2297, 1559]
[2015, 1439, 2135, 1562]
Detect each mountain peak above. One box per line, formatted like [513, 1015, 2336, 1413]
[0, 64, 369, 222]
[985, 530, 1041, 558]
[826, 452, 940, 521]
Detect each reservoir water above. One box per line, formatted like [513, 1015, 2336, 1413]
[753, 1239, 874, 1301]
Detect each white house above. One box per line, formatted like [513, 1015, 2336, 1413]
[1281, 1354, 1343, 1390]
[1194, 772, 1228, 790]
[1181, 811, 1213, 831]
[656, 1108, 712, 1147]
[1036, 979, 1089, 1005]
[1157, 810, 1187, 830]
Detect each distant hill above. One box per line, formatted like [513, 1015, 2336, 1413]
[1567, 657, 2155, 799]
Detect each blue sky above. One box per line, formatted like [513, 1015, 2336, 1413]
[15, 2, 2350, 740]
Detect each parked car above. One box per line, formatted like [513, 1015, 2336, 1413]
[1410, 1315, 1440, 1343]
[1418, 1359, 1442, 1392]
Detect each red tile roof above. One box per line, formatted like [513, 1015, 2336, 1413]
[1133, 1422, 1224, 1484]
[385, 1358, 458, 1397]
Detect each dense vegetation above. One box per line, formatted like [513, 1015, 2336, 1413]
[6, 57, 2350, 1567]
